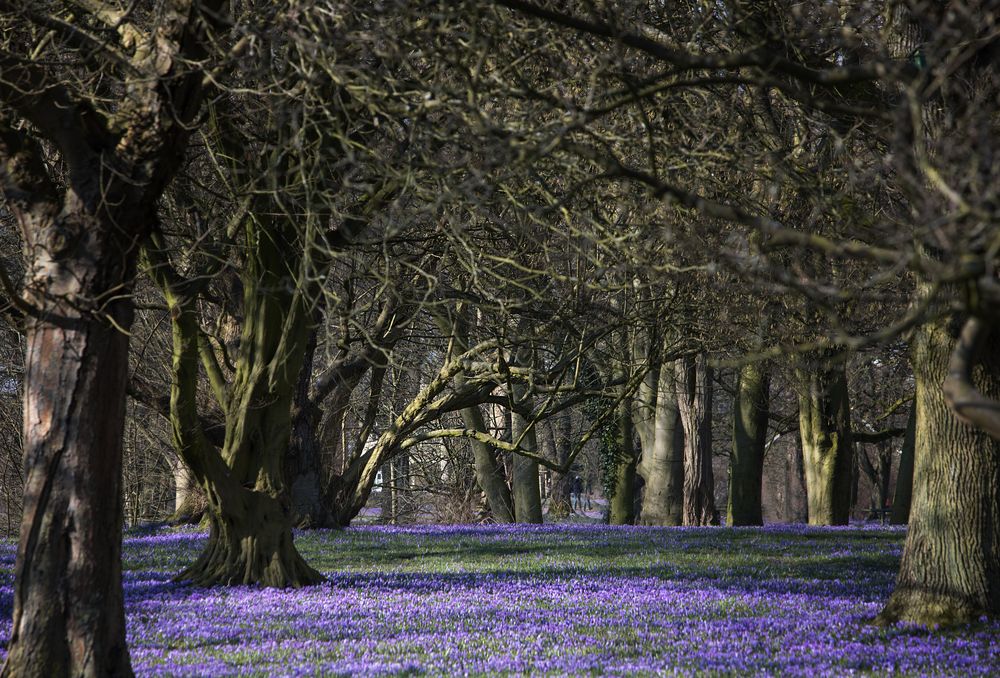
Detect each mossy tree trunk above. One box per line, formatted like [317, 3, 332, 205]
[878, 317, 1000, 625]
[636, 362, 684, 526]
[610, 392, 639, 525]
[677, 355, 716, 526]
[797, 361, 853, 526]
[728, 362, 770, 526]
[146, 208, 324, 587]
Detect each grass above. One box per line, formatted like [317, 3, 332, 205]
[1, 523, 998, 675]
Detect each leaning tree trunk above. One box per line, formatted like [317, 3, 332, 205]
[797, 362, 853, 525]
[4, 276, 135, 677]
[890, 404, 916, 525]
[637, 362, 684, 526]
[677, 354, 716, 526]
[729, 362, 770, 526]
[878, 317, 1000, 625]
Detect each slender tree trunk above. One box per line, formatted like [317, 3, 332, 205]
[878, 318, 1000, 625]
[547, 414, 573, 518]
[797, 362, 853, 525]
[890, 404, 916, 525]
[637, 362, 684, 525]
[610, 394, 638, 525]
[729, 362, 770, 526]
[677, 354, 716, 526]
[4, 295, 134, 677]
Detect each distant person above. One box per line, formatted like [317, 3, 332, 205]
[572, 476, 583, 510]
[583, 478, 592, 511]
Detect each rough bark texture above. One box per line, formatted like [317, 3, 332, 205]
[878, 318, 1000, 626]
[677, 355, 716, 526]
[890, 405, 916, 525]
[609, 395, 638, 525]
[797, 363, 853, 526]
[728, 362, 770, 526]
[4, 294, 134, 677]
[636, 363, 684, 526]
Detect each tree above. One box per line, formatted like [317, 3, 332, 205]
[0, 0, 230, 672]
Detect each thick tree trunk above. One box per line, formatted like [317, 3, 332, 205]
[878, 318, 1000, 625]
[797, 362, 853, 525]
[890, 404, 916, 525]
[610, 394, 638, 525]
[677, 355, 716, 526]
[729, 362, 770, 526]
[3, 303, 134, 677]
[637, 363, 684, 526]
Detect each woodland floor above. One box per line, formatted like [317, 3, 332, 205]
[0, 524, 998, 676]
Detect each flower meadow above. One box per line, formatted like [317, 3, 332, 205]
[1, 524, 998, 676]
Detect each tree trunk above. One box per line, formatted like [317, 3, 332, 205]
[677, 354, 716, 526]
[462, 404, 515, 522]
[511, 406, 543, 523]
[797, 362, 853, 525]
[547, 414, 573, 518]
[637, 362, 684, 526]
[784, 435, 809, 523]
[171, 457, 206, 525]
[609, 394, 638, 525]
[728, 362, 770, 526]
[3, 299, 134, 677]
[878, 318, 1000, 625]
[286, 324, 331, 528]
[510, 344, 543, 524]
[890, 404, 916, 525]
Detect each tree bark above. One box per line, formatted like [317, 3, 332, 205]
[4, 287, 134, 677]
[462, 404, 515, 522]
[878, 317, 1000, 625]
[547, 414, 573, 518]
[890, 404, 916, 525]
[784, 435, 809, 523]
[609, 393, 638, 525]
[797, 362, 853, 525]
[511, 406, 543, 523]
[677, 354, 716, 526]
[636, 362, 684, 525]
[728, 362, 770, 526]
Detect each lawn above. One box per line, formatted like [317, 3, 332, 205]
[2, 524, 998, 676]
